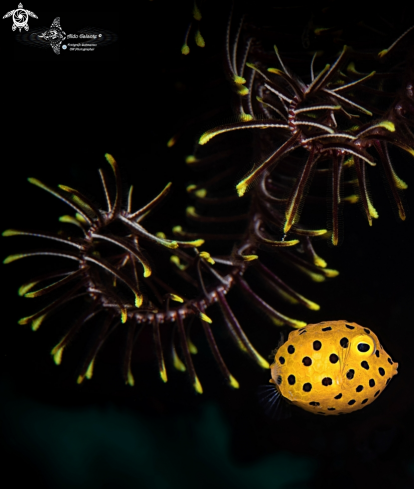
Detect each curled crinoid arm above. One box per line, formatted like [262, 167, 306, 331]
[198, 17, 414, 244]
[4, 154, 230, 390]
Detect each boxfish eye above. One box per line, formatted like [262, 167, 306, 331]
[351, 334, 376, 356]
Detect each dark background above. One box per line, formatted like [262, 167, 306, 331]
[1, 1, 414, 488]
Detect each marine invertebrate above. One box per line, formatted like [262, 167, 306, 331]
[199, 14, 414, 245]
[3, 154, 214, 390]
[4, 151, 334, 392]
[265, 320, 398, 416]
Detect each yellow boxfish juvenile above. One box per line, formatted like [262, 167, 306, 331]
[267, 320, 398, 416]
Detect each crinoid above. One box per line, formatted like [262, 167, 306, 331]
[3, 154, 212, 391]
[4, 150, 337, 393]
[198, 16, 414, 245]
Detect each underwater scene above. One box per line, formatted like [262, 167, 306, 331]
[2, 1, 414, 487]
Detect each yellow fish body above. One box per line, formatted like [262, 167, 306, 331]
[269, 320, 398, 415]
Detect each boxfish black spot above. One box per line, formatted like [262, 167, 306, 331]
[327, 408, 335, 411]
[388, 358, 393, 365]
[375, 350, 380, 358]
[303, 383, 312, 392]
[379, 367, 385, 376]
[313, 340, 322, 351]
[369, 379, 375, 387]
[302, 357, 312, 366]
[288, 375, 296, 385]
[348, 400, 356, 405]
[329, 354, 339, 364]
[346, 369, 355, 379]
[334, 393, 342, 399]
[374, 390, 380, 397]
[361, 361, 369, 370]
[361, 399, 368, 404]
[322, 326, 332, 331]
[386, 378, 391, 385]
[279, 356, 285, 364]
[322, 377, 333, 386]
[299, 330, 307, 335]
[309, 401, 319, 406]
[277, 375, 282, 385]
[346, 324, 355, 329]
[288, 345, 295, 354]
[356, 385, 363, 392]
[364, 329, 371, 334]
[340, 337, 349, 348]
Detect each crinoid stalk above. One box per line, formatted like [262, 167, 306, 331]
[198, 15, 414, 245]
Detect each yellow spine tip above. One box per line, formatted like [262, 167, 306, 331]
[258, 357, 270, 369]
[173, 352, 186, 372]
[314, 257, 327, 268]
[194, 188, 207, 198]
[325, 269, 340, 278]
[52, 347, 63, 365]
[242, 254, 258, 261]
[380, 121, 395, 132]
[171, 294, 184, 303]
[75, 213, 87, 223]
[143, 267, 152, 278]
[4, 254, 23, 264]
[167, 136, 177, 147]
[200, 251, 215, 264]
[200, 312, 212, 324]
[2, 229, 20, 237]
[32, 315, 46, 331]
[292, 320, 308, 329]
[160, 367, 168, 383]
[77, 375, 85, 384]
[185, 155, 197, 164]
[236, 85, 249, 96]
[18, 282, 36, 296]
[378, 49, 388, 58]
[156, 232, 166, 239]
[104, 153, 115, 165]
[127, 371, 135, 386]
[229, 375, 240, 389]
[233, 75, 246, 85]
[236, 182, 248, 197]
[135, 294, 143, 308]
[307, 301, 321, 311]
[121, 310, 127, 323]
[188, 239, 205, 247]
[85, 360, 95, 380]
[195, 30, 205, 48]
[194, 377, 203, 394]
[193, 4, 202, 21]
[188, 341, 198, 355]
[172, 226, 183, 234]
[198, 133, 211, 145]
